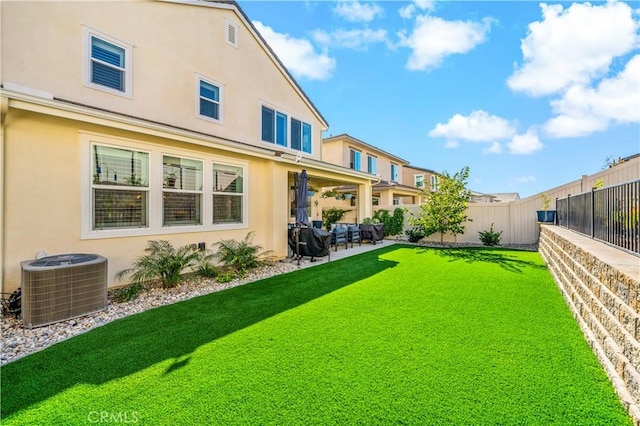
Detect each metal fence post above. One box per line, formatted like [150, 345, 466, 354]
[591, 187, 595, 238]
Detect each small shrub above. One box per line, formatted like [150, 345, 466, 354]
[216, 271, 237, 283]
[212, 232, 272, 273]
[110, 282, 145, 303]
[405, 227, 425, 243]
[478, 223, 503, 246]
[196, 260, 218, 278]
[373, 208, 405, 236]
[115, 240, 203, 288]
[322, 207, 349, 230]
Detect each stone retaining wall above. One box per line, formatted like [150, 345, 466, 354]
[539, 225, 640, 425]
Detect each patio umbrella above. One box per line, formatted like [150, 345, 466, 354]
[295, 169, 310, 226]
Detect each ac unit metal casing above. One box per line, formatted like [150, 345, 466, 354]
[21, 254, 108, 328]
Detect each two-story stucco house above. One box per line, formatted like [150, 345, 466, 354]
[0, 0, 373, 292]
[322, 134, 423, 211]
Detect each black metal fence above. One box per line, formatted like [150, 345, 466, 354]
[556, 179, 639, 255]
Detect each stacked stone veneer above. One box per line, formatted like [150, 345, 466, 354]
[539, 226, 640, 425]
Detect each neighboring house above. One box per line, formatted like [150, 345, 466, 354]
[469, 191, 498, 203]
[491, 193, 520, 203]
[401, 165, 441, 205]
[468, 192, 521, 203]
[322, 134, 422, 210]
[0, 0, 372, 291]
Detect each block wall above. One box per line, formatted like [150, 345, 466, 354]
[539, 226, 640, 425]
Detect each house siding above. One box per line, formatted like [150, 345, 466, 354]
[1, 0, 325, 159]
[1, 0, 370, 292]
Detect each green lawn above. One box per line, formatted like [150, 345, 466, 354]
[1, 245, 631, 425]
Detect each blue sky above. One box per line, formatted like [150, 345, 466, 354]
[239, 0, 639, 198]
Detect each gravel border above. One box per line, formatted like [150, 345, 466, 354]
[1, 261, 299, 365]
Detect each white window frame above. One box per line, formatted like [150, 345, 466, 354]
[431, 175, 439, 191]
[350, 149, 361, 171]
[391, 163, 399, 182]
[260, 102, 312, 155]
[367, 155, 377, 174]
[80, 132, 248, 239]
[414, 174, 425, 188]
[83, 26, 133, 98]
[196, 74, 224, 124]
[162, 154, 204, 227]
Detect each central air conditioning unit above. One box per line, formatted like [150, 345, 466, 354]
[21, 254, 108, 328]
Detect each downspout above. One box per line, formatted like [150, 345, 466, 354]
[0, 96, 8, 293]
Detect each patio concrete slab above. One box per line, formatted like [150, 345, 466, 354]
[285, 240, 397, 269]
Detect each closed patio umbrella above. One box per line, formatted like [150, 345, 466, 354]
[295, 169, 310, 226]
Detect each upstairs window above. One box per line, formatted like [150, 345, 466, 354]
[276, 112, 288, 147]
[261, 107, 275, 143]
[391, 163, 399, 182]
[414, 174, 425, 188]
[367, 155, 377, 174]
[261, 105, 312, 153]
[84, 27, 132, 97]
[291, 119, 302, 151]
[350, 149, 361, 171]
[198, 77, 222, 122]
[431, 175, 439, 191]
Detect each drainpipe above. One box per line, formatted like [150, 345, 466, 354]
[0, 96, 8, 294]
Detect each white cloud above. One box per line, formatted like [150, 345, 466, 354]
[334, 0, 383, 23]
[508, 1, 639, 96]
[429, 110, 516, 142]
[253, 21, 336, 81]
[516, 175, 537, 183]
[444, 140, 460, 148]
[398, 15, 493, 70]
[544, 55, 640, 138]
[312, 28, 388, 50]
[483, 142, 502, 154]
[399, 0, 435, 19]
[507, 130, 543, 155]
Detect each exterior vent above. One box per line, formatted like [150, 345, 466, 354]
[21, 254, 108, 328]
[226, 21, 238, 48]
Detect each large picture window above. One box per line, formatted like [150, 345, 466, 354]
[213, 164, 243, 224]
[84, 136, 247, 239]
[92, 145, 149, 229]
[163, 156, 203, 226]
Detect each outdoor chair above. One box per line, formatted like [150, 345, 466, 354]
[347, 225, 361, 248]
[330, 224, 348, 251]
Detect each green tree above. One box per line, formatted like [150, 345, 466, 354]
[409, 166, 472, 243]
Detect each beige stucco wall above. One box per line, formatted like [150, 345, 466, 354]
[2, 108, 296, 292]
[322, 136, 406, 182]
[1, 0, 371, 293]
[1, 0, 326, 160]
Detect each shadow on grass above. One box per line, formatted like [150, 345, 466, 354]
[417, 246, 546, 273]
[1, 246, 398, 417]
